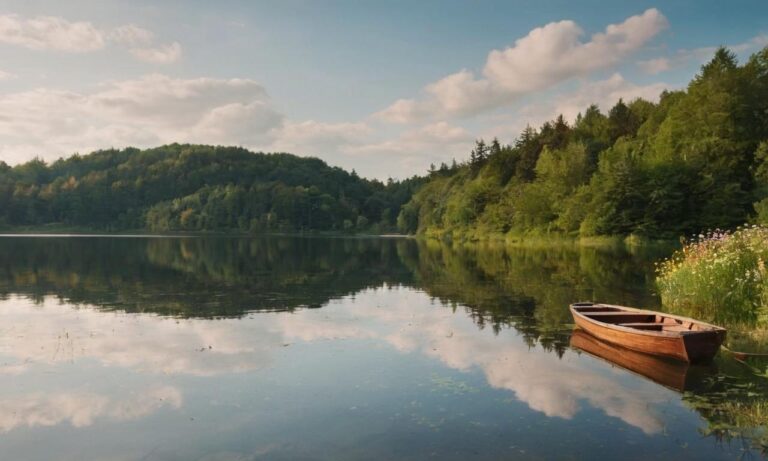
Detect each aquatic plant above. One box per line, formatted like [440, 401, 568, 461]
[656, 226, 768, 343]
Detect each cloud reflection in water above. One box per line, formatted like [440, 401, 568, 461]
[0, 287, 672, 435]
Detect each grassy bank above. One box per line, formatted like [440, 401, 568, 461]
[657, 226, 768, 352]
[417, 226, 675, 250]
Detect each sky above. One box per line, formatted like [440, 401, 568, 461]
[0, 0, 766, 179]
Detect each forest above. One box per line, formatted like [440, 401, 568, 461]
[2, 46, 768, 239]
[398, 47, 768, 240]
[0, 144, 423, 232]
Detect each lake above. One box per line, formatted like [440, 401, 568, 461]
[0, 235, 765, 460]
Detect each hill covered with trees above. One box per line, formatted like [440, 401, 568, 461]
[398, 47, 768, 240]
[0, 144, 423, 233]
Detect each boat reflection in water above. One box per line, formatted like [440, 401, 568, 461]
[570, 329, 715, 393]
[569, 302, 726, 363]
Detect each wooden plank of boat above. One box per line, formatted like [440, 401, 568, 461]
[569, 302, 726, 363]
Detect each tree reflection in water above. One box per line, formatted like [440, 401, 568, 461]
[0, 235, 766, 451]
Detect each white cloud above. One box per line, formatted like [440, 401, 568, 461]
[353, 121, 472, 156]
[483, 74, 669, 142]
[485, 8, 668, 93]
[423, 70, 501, 117]
[376, 8, 668, 123]
[91, 75, 271, 121]
[730, 33, 768, 54]
[637, 33, 768, 75]
[0, 74, 283, 164]
[637, 57, 672, 75]
[0, 14, 105, 52]
[0, 14, 181, 64]
[539, 73, 668, 122]
[195, 101, 284, 145]
[130, 41, 182, 63]
[109, 24, 154, 46]
[0, 74, 387, 174]
[344, 121, 474, 177]
[636, 48, 713, 75]
[268, 120, 372, 155]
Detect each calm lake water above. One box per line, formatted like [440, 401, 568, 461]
[0, 235, 766, 460]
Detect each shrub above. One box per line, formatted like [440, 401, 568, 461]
[656, 226, 768, 327]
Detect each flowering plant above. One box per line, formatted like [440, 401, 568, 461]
[657, 225, 768, 327]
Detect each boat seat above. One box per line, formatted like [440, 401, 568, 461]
[618, 322, 665, 330]
[582, 312, 655, 324]
[619, 322, 694, 332]
[584, 312, 651, 317]
[574, 307, 620, 313]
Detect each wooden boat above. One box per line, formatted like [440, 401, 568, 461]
[569, 302, 726, 363]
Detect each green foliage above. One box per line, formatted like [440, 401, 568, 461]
[0, 144, 425, 233]
[399, 45, 768, 240]
[656, 226, 768, 342]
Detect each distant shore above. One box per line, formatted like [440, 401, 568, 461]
[0, 227, 412, 239]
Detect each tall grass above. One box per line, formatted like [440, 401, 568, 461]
[656, 226, 768, 349]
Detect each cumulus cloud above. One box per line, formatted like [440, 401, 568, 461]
[264, 120, 470, 179]
[732, 33, 768, 53]
[0, 72, 384, 176]
[637, 33, 768, 75]
[375, 8, 668, 123]
[479, 73, 669, 143]
[335, 71, 669, 179]
[637, 57, 672, 75]
[109, 24, 154, 46]
[130, 41, 182, 63]
[353, 121, 472, 155]
[485, 8, 667, 91]
[0, 74, 283, 164]
[529, 73, 668, 122]
[345, 121, 474, 177]
[0, 14, 105, 52]
[268, 120, 372, 155]
[0, 13, 181, 63]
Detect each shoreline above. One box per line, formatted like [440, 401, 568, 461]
[412, 230, 678, 249]
[0, 228, 675, 246]
[0, 229, 413, 239]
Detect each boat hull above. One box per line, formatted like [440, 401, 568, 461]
[570, 303, 726, 363]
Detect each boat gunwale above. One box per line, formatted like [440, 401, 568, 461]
[569, 302, 725, 339]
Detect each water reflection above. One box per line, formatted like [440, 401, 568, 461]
[0, 236, 765, 459]
[0, 290, 673, 451]
[570, 329, 702, 392]
[0, 236, 415, 316]
[0, 385, 181, 432]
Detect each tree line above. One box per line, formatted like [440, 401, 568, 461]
[0, 144, 423, 233]
[398, 47, 768, 239]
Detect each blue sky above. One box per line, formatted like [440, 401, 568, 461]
[0, 1, 766, 178]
